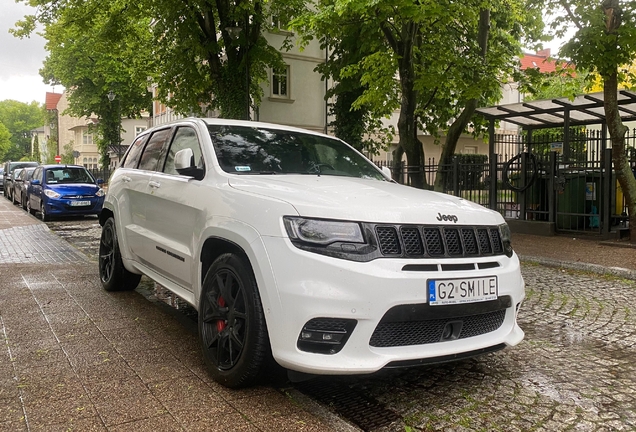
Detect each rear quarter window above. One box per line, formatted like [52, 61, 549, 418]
[138, 129, 172, 171]
[122, 134, 149, 169]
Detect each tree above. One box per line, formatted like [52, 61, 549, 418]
[550, 0, 636, 240]
[294, 0, 543, 188]
[15, 0, 309, 151]
[0, 123, 11, 161]
[0, 100, 44, 161]
[33, 134, 41, 163]
[15, 1, 155, 168]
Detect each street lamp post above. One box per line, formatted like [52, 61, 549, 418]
[107, 91, 121, 163]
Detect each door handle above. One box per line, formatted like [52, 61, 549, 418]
[149, 181, 161, 189]
[122, 176, 132, 183]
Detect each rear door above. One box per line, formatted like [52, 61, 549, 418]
[142, 124, 207, 290]
[110, 128, 172, 262]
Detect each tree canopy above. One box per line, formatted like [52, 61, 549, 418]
[294, 0, 544, 188]
[0, 100, 44, 162]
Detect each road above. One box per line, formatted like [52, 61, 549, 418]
[45, 217, 636, 431]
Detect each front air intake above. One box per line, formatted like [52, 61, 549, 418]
[297, 318, 357, 354]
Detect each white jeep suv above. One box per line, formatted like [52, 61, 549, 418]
[99, 118, 524, 388]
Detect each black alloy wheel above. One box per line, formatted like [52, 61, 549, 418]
[199, 253, 269, 388]
[98, 217, 141, 291]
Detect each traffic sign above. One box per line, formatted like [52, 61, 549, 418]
[54, 155, 62, 163]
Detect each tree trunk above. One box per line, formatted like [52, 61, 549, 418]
[434, 9, 490, 192]
[604, 73, 636, 240]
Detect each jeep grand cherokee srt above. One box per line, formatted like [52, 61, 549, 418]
[98, 118, 524, 388]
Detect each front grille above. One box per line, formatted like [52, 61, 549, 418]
[375, 225, 504, 258]
[370, 309, 506, 348]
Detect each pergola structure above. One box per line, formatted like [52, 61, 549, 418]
[474, 90, 636, 235]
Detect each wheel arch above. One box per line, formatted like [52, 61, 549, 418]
[99, 208, 114, 226]
[200, 237, 251, 288]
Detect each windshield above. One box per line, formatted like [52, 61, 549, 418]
[45, 167, 95, 184]
[208, 125, 386, 180]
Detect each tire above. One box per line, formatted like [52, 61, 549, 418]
[21, 195, 27, 211]
[98, 217, 141, 292]
[199, 253, 269, 388]
[27, 198, 36, 215]
[11, 190, 17, 205]
[40, 202, 49, 222]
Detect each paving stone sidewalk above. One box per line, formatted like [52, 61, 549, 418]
[0, 198, 344, 431]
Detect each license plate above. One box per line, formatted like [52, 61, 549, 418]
[70, 200, 90, 206]
[428, 276, 498, 306]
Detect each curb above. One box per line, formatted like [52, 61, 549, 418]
[520, 255, 636, 281]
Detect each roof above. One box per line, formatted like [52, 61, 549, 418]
[45, 92, 62, 110]
[520, 50, 557, 73]
[476, 90, 636, 130]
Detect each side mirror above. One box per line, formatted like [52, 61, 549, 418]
[381, 166, 392, 180]
[30, 179, 41, 186]
[175, 148, 204, 180]
[96, 178, 104, 185]
[175, 148, 194, 170]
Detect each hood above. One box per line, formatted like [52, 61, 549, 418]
[228, 175, 503, 225]
[47, 183, 100, 196]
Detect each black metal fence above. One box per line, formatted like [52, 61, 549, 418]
[375, 128, 636, 235]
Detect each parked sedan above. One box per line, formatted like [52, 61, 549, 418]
[13, 166, 36, 209]
[27, 165, 105, 221]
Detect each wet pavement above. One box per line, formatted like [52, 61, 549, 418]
[2, 197, 636, 431]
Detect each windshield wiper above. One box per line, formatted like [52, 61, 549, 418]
[257, 171, 278, 175]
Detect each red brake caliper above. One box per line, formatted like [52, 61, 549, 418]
[216, 296, 227, 332]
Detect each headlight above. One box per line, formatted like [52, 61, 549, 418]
[499, 223, 513, 257]
[284, 217, 364, 245]
[95, 189, 105, 197]
[44, 189, 61, 199]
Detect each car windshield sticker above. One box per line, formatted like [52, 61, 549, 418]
[235, 166, 251, 172]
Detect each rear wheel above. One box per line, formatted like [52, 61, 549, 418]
[21, 195, 27, 210]
[199, 253, 269, 388]
[26, 198, 36, 215]
[98, 217, 141, 291]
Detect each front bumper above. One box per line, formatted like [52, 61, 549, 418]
[259, 236, 525, 375]
[44, 197, 104, 216]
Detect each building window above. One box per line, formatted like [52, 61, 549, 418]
[271, 14, 290, 31]
[271, 66, 289, 98]
[463, 146, 478, 154]
[135, 126, 147, 137]
[82, 131, 94, 145]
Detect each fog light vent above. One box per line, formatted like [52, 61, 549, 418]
[297, 318, 357, 354]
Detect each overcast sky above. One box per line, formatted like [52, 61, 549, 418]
[0, 0, 60, 105]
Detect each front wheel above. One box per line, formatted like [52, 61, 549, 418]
[40, 202, 49, 222]
[21, 195, 27, 210]
[199, 253, 269, 388]
[98, 217, 141, 291]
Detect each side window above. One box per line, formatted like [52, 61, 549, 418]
[163, 127, 204, 176]
[32, 167, 42, 182]
[138, 129, 172, 171]
[122, 134, 149, 169]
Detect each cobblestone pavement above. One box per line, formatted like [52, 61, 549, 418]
[2, 200, 636, 431]
[304, 264, 636, 431]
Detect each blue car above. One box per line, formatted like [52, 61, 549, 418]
[27, 164, 105, 221]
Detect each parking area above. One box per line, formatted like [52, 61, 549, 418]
[2, 197, 636, 431]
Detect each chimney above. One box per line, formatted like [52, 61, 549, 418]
[536, 48, 551, 58]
